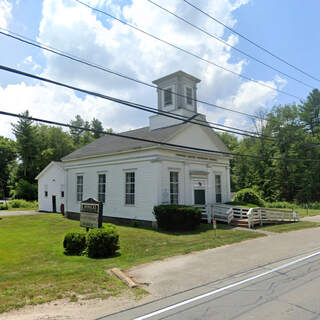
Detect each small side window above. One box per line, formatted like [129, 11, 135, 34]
[44, 191, 48, 197]
[164, 88, 173, 106]
[186, 87, 193, 105]
[61, 191, 64, 198]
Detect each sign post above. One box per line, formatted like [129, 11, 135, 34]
[80, 198, 103, 231]
[212, 219, 217, 237]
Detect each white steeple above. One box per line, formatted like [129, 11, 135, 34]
[149, 71, 203, 130]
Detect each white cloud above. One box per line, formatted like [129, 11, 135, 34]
[1, 0, 286, 140]
[22, 56, 41, 71]
[0, 82, 133, 139]
[0, 0, 12, 29]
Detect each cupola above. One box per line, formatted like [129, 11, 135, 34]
[149, 71, 202, 130]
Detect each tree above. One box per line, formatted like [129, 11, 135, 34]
[300, 89, 320, 136]
[69, 115, 85, 146]
[0, 136, 17, 197]
[91, 118, 104, 139]
[37, 125, 75, 171]
[12, 110, 39, 183]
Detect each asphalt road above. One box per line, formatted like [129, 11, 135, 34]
[100, 250, 320, 320]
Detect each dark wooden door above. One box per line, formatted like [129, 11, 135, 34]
[194, 189, 206, 205]
[52, 196, 56, 213]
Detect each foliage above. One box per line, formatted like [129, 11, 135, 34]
[0, 136, 17, 197]
[12, 110, 39, 183]
[11, 179, 38, 201]
[265, 201, 298, 209]
[234, 188, 265, 206]
[0, 203, 8, 210]
[8, 199, 38, 209]
[86, 224, 120, 258]
[153, 205, 201, 231]
[63, 231, 87, 255]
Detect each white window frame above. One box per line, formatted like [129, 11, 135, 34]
[170, 171, 179, 204]
[76, 175, 83, 202]
[98, 173, 106, 203]
[164, 87, 173, 106]
[186, 87, 193, 105]
[125, 172, 135, 205]
[215, 174, 222, 203]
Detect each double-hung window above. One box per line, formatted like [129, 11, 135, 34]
[98, 174, 106, 203]
[125, 172, 135, 205]
[76, 175, 83, 202]
[215, 175, 222, 203]
[164, 88, 173, 106]
[170, 172, 179, 204]
[186, 87, 193, 105]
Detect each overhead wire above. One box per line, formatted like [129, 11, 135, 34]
[0, 64, 274, 140]
[146, 0, 315, 90]
[0, 29, 276, 139]
[1, 110, 320, 162]
[73, 0, 303, 100]
[182, 0, 320, 83]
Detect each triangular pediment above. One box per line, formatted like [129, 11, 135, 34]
[166, 123, 230, 155]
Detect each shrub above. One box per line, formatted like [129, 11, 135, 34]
[8, 199, 38, 209]
[153, 205, 201, 231]
[86, 224, 119, 258]
[307, 202, 320, 210]
[265, 201, 297, 209]
[233, 188, 265, 207]
[0, 203, 8, 210]
[63, 231, 87, 255]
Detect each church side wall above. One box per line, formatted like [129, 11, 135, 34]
[38, 165, 65, 213]
[65, 157, 159, 222]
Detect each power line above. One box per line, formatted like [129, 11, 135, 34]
[0, 28, 275, 128]
[73, 0, 303, 100]
[147, 0, 315, 90]
[183, 0, 320, 83]
[0, 64, 274, 140]
[1, 110, 320, 162]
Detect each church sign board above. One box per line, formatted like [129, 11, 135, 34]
[80, 198, 103, 229]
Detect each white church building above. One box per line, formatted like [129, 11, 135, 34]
[37, 71, 232, 225]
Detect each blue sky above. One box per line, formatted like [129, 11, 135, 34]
[0, 0, 319, 138]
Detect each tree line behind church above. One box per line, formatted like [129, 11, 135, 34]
[1, 88, 320, 205]
[0, 113, 111, 200]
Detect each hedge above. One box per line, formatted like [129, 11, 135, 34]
[153, 205, 201, 231]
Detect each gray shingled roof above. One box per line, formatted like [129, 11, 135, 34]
[62, 124, 186, 161]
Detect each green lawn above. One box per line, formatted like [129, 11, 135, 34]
[0, 214, 263, 313]
[3, 207, 38, 211]
[295, 208, 320, 217]
[257, 221, 320, 233]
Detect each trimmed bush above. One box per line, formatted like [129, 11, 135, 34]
[63, 231, 86, 255]
[234, 188, 265, 207]
[86, 224, 119, 258]
[153, 205, 201, 231]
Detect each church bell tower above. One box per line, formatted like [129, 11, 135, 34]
[149, 71, 202, 130]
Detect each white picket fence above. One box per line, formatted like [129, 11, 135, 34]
[206, 204, 299, 228]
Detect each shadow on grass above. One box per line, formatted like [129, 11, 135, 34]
[117, 222, 234, 236]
